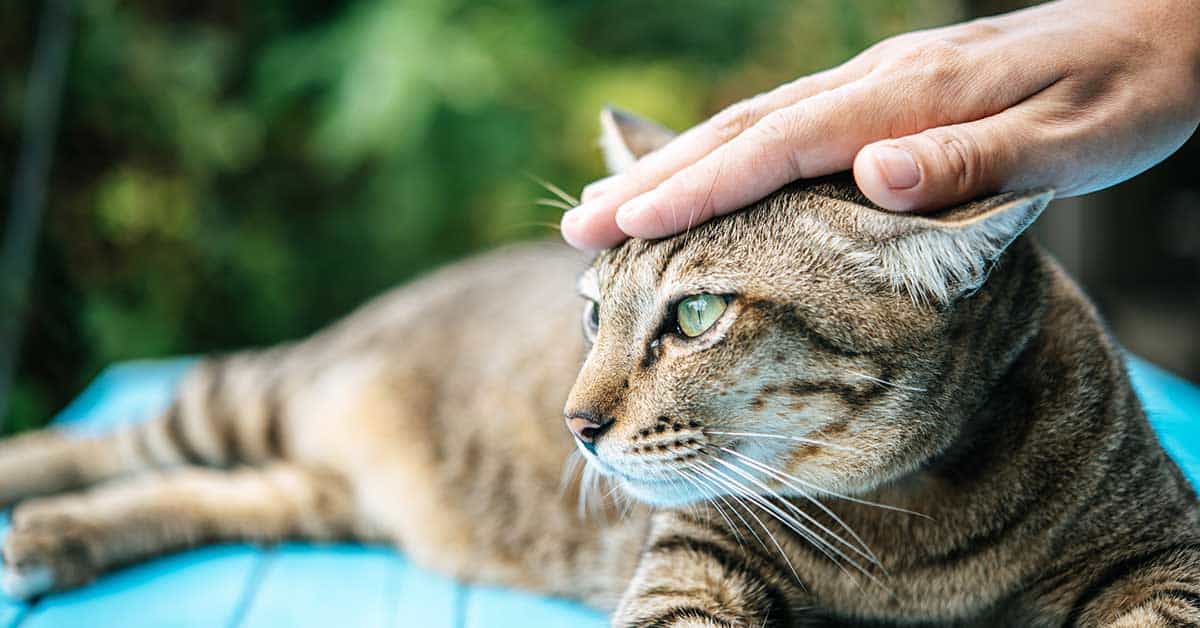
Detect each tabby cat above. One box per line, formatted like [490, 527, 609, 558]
[1, 109, 1197, 627]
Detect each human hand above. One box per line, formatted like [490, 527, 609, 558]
[560, 0, 1200, 250]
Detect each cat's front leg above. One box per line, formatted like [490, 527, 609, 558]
[1058, 543, 1200, 627]
[612, 512, 804, 628]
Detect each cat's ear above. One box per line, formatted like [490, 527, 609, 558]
[599, 107, 676, 174]
[856, 189, 1054, 304]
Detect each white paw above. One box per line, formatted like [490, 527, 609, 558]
[2, 564, 54, 599]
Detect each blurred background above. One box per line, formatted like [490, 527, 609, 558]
[2, 0, 1197, 433]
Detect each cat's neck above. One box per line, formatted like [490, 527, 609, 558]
[871, 252, 1141, 521]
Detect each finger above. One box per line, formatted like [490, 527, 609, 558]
[580, 176, 615, 204]
[635, 65, 869, 190]
[612, 82, 893, 239]
[852, 109, 1029, 213]
[613, 42, 1063, 238]
[561, 202, 627, 250]
[561, 66, 868, 250]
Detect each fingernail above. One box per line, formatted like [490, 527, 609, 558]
[562, 205, 586, 228]
[560, 209, 585, 247]
[871, 145, 920, 190]
[561, 205, 588, 236]
[581, 177, 614, 203]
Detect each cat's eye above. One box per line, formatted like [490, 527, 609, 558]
[675, 294, 727, 338]
[582, 300, 600, 341]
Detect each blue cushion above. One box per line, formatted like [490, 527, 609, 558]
[0, 356, 1197, 627]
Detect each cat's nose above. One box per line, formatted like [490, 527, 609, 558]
[565, 412, 615, 454]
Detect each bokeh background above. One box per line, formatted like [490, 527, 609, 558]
[2, 0, 1198, 433]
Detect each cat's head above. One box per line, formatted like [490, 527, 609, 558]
[564, 108, 1053, 507]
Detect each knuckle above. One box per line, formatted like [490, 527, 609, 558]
[709, 98, 762, 141]
[924, 128, 983, 194]
[749, 108, 806, 175]
[751, 109, 798, 145]
[917, 38, 968, 64]
[906, 39, 969, 87]
[871, 38, 969, 94]
[865, 31, 922, 59]
[952, 17, 1003, 42]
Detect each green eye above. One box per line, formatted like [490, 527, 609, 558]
[676, 294, 727, 338]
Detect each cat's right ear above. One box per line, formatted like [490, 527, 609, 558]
[851, 187, 1054, 305]
[599, 107, 677, 174]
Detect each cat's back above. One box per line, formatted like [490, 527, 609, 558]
[286, 240, 592, 463]
[314, 240, 589, 375]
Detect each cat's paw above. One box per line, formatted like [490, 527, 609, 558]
[2, 506, 99, 598]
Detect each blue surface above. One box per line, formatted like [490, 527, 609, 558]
[0, 359, 608, 628]
[0, 356, 1197, 627]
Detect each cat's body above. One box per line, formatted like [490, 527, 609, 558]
[0, 111, 1197, 626]
[0, 243, 648, 608]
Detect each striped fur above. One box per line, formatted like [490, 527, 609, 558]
[0, 111, 1195, 627]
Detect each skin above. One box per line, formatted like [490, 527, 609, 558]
[559, 0, 1200, 251]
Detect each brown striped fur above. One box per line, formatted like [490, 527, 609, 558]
[0, 110, 1196, 627]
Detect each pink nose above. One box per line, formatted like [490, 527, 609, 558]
[565, 413, 614, 454]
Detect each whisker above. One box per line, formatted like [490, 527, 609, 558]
[581, 460, 601, 518]
[717, 448, 882, 569]
[674, 469, 745, 548]
[718, 446, 929, 519]
[525, 173, 579, 207]
[534, 198, 575, 211]
[691, 460, 834, 566]
[585, 458, 609, 518]
[688, 462, 804, 585]
[494, 220, 563, 237]
[687, 467, 774, 558]
[684, 468, 756, 548]
[697, 455, 888, 593]
[560, 449, 584, 496]
[706, 430, 861, 454]
[561, 450, 596, 519]
[618, 488, 634, 519]
[842, 369, 927, 392]
[703, 454, 881, 573]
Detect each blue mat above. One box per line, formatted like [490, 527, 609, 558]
[1, 356, 1197, 627]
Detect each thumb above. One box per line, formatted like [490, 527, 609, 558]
[853, 114, 1022, 212]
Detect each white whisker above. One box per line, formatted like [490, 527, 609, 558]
[843, 369, 927, 392]
[703, 454, 881, 574]
[526, 173, 579, 207]
[535, 198, 575, 211]
[674, 469, 745, 548]
[697, 455, 890, 594]
[706, 431, 861, 454]
[691, 459, 839, 569]
[689, 462, 804, 585]
[718, 446, 929, 519]
[717, 447, 882, 570]
[689, 468, 779, 561]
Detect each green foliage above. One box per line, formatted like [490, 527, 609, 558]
[4, 0, 961, 432]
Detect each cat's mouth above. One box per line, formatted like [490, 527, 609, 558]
[583, 433, 843, 508]
[576, 443, 709, 506]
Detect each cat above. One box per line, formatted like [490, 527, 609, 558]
[0, 108, 1197, 627]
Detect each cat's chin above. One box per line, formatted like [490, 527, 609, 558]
[617, 477, 706, 507]
[579, 452, 708, 506]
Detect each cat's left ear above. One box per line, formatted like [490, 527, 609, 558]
[858, 188, 1054, 304]
[598, 107, 677, 174]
